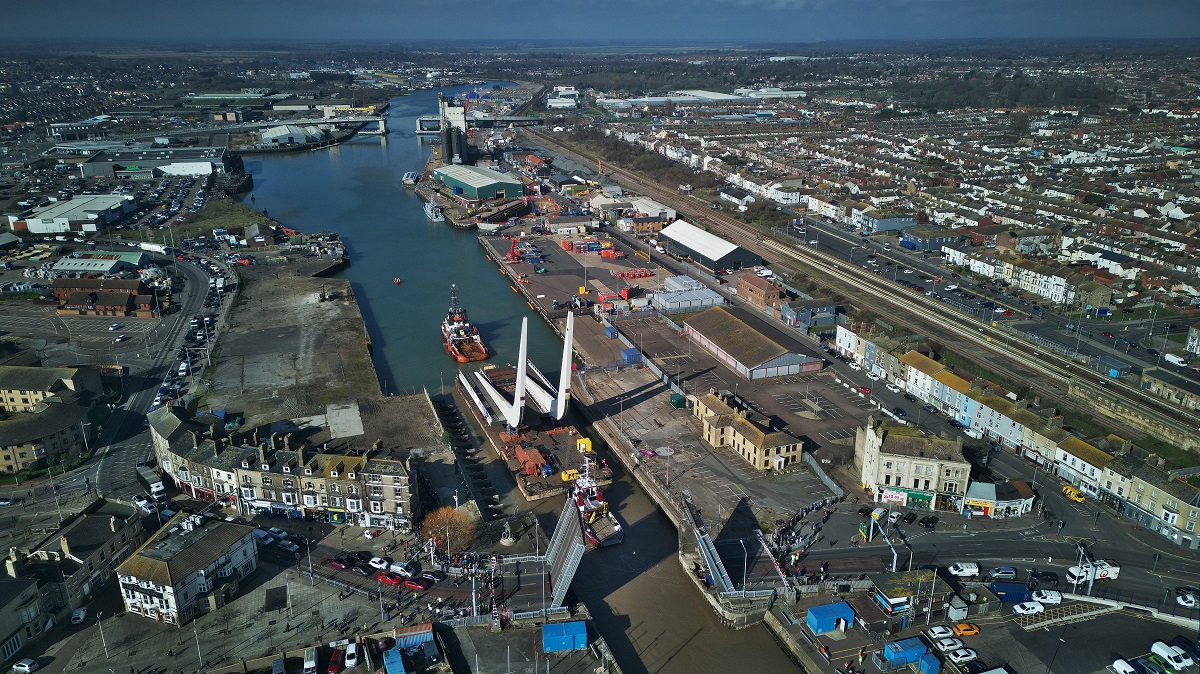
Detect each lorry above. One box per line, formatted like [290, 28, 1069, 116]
[1065, 559, 1120, 584]
[139, 242, 170, 255]
[1164, 354, 1187, 367]
[136, 466, 165, 501]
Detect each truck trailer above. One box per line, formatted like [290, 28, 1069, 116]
[136, 466, 166, 501]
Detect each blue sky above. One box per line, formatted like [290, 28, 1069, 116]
[4, 0, 1197, 43]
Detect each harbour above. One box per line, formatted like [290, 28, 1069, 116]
[238, 85, 802, 673]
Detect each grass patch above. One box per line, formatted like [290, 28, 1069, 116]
[0, 292, 47, 302]
[939, 350, 1028, 396]
[1143, 439, 1200, 470]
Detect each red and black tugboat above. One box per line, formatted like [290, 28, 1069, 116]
[441, 284, 489, 363]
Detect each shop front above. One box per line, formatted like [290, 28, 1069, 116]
[963, 498, 993, 518]
[326, 507, 347, 524]
[877, 488, 908, 506]
[271, 503, 303, 519]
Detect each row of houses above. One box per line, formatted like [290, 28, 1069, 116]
[835, 323, 1200, 549]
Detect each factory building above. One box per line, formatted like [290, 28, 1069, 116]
[78, 147, 230, 180]
[432, 165, 524, 201]
[657, 219, 760, 271]
[683, 306, 823, 380]
[6, 195, 135, 234]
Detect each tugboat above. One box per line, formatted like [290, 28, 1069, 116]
[568, 456, 624, 548]
[441, 284, 489, 363]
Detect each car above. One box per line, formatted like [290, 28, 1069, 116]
[961, 661, 990, 674]
[885, 383, 901, 393]
[368, 556, 392, 570]
[10, 659, 38, 673]
[347, 551, 373, 565]
[857, 386, 872, 395]
[888, 511, 903, 525]
[1032, 590, 1062, 605]
[948, 649, 979, 666]
[926, 626, 955, 640]
[892, 407, 907, 418]
[1061, 486, 1085, 502]
[351, 565, 372, 577]
[1103, 331, 1116, 339]
[267, 527, 289, 539]
[952, 623, 979, 637]
[1148, 349, 1161, 356]
[108, 323, 122, 331]
[857, 506, 873, 518]
[1134, 658, 1169, 674]
[935, 638, 964, 653]
[403, 577, 432, 591]
[1171, 637, 1200, 664]
[923, 404, 937, 414]
[112, 334, 129, 343]
[279, 541, 301, 554]
[1152, 642, 1195, 669]
[1176, 593, 1197, 608]
[1113, 659, 1139, 674]
[1030, 570, 1060, 586]
[0, 498, 14, 507]
[1013, 601, 1044, 615]
[329, 557, 351, 570]
[70, 608, 87, 624]
[902, 512, 918, 524]
[422, 570, 448, 583]
[344, 642, 360, 669]
[378, 572, 403, 586]
[327, 648, 345, 674]
[919, 515, 939, 529]
[947, 562, 979, 577]
[638, 448, 657, 459]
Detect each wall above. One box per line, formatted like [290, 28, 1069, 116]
[1066, 382, 1200, 452]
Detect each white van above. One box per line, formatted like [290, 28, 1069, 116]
[948, 562, 980, 578]
[252, 529, 276, 546]
[177, 362, 190, 376]
[303, 647, 318, 674]
[1151, 642, 1194, 670]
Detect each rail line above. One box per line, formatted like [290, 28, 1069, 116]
[523, 130, 1200, 442]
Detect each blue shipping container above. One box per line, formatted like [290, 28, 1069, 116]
[883, 638, 927, 666]
[621, 347, 641, 364]
[988, 581, 1033, 603]
[605, 326, 619, 339]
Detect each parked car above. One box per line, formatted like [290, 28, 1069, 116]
[953, 623, 979, 637]
[368, 556, 392, 570]
[1171, 637, 1200, 662]
[344, 643, 360, 669]
[70, 608, 87, 624]
[857, 385, 872, 395]
[918, 515, 939, 529]
[10, 659, 38, 673]
[279, 541, 301, 554]
[421, 570, 447, 584]
[926, 626, 954, 640]
[935, 638, 964, 653]
[403, 578, 432, 591]
[347, 551, 373, 565]
[1013, 602, 1044, 615]
[1030, 570, 1060, 586]
[378, 572, 403, 587]
[329, 558, 351, 570]
[901, 512, 918, 524]
[327, 648, 345, 674]
[351, 566, 372, 577]
[948, 649, 978, 665]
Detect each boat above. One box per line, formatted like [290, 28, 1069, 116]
[425, 200, 445, 223]
[568, 456, 624, 548]
[441, 284, 489, 363]
[402, 172, 418, 186]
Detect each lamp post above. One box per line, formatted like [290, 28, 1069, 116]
[194, 616, 204, 668]
[97, 612, 110, 659]
[739, 539, 748, 591]
[80, 420, 92, 457]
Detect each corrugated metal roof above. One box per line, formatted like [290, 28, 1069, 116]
[434, 165, 522, 190]
[660, 220, 739, 262]
[684, 306, 788, 369]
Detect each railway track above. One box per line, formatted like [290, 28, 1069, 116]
[523, 130, 1200, 445]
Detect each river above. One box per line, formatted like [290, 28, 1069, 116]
[239, 86, 799, 673]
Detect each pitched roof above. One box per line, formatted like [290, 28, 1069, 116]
[683, 306, 789, 369]
[1058, 436, 1113, 468]
[660, 220, 739, 262]
[117, 515, 253, 587]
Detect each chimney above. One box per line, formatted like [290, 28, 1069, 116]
[253, 430, 259, 446]
[296, 443, 304, 468]
[110, 516, 119, 533]
[191, 431, 201, 449]
[270, 432, 278, 450]
[214, 436, 223, 454]
[283, 434, 291, 451]
[59, 537, 71, 559]
[4, 558, 16, 579]
[257, 442, 267, 468]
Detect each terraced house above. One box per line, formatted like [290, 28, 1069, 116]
[147, 407, 412, 528]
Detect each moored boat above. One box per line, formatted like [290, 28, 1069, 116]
[402, 172, 419, 186]
[568, 456, 624, 548]
[425, 200, 445, 223]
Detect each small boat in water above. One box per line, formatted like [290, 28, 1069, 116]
[568, 456, 624, 548]
[425, 200, 445, 223]
[402, 172, 418, 186]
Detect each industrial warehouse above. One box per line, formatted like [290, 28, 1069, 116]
[657, 219, 761, 271]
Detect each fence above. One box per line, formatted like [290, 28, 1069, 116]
[801, 453, 845, 499]
[300, 569, 379, 601]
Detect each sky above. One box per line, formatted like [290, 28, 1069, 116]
[2, 0, 1197, 45]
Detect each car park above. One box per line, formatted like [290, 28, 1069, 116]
[1013, 601, 1044, 615]
[952, 623, 979, 637]
[935, 638, 964, 653]
[1031, 590, 1062, 605]
[926, 626, 954, 640]
[948, 649, 978, 665]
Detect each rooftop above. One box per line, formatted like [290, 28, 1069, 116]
[117, 515, 253, 587]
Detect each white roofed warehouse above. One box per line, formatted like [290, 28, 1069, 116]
[658, 220, 761, 271]
[432, 165, 524, 201]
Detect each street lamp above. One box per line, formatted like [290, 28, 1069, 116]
[739, 539, 748, 591]
[97, 612, 110, 659]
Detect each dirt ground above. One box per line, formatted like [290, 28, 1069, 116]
[200, 256, 382, 427]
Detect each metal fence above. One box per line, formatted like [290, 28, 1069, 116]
[801, 453, 845, 499]
[300, 569, 379, 601]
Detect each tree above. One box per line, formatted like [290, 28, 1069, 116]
[422, 506, 475, 553]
